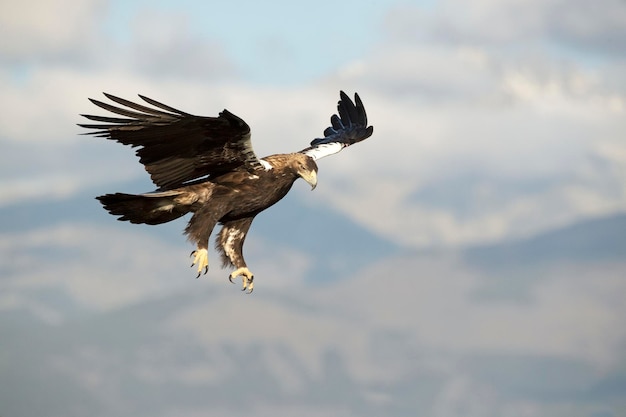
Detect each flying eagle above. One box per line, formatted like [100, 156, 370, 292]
[80, 91, 373, 292]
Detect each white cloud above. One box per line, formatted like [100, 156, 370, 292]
[0, 0, 106, 63]
[0, 175, 86, 207]
[125, 9, 238, 81]
[384, 0, 626, 56]
[0, 220, 313, 318]
[311, 78, 626, 246]
[547, 0, 626, 55]
[314, 255, 626, 372]
[313, 5, 626, 247]
[2, 2, 625, 415]
[0, 223, 190, 312]
[1, 0, 625, 251]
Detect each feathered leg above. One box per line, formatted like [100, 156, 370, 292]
[185, 206, 223, 278]
[216, 217, 255, 293]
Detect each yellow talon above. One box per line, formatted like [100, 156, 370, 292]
[190, 249, 209, 278]
[229, 267, 254, 293]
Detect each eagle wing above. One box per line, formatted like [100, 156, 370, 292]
[300, 91, 374, 160]
[79, 93, 263, 190]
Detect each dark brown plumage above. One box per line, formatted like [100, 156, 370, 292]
[80, 91, 373, 292]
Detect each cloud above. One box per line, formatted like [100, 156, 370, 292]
[125, 10, 238, 81]
[0, 0, 107, 65]
[311, 81, 626, 246]
[2, 2, 625, 415]
[0, 223, 190, 313]
[3, 233, 625, 415]
[547, 0, 626, 56]
[383, 0, 626, 57]
[312, 0, 626, 247]
[315, 255, 626, 372]
[0, 219, 313, 320]
[1, 0, 625, 250]
[383, 0, 547, 45]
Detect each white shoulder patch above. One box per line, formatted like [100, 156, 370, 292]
[259, 159, 273, 170]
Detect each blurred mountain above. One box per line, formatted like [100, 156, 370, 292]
[1, 190, 625, 417]
[463, 213, 626, 267]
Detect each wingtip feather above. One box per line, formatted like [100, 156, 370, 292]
[138, 94, 190, 115]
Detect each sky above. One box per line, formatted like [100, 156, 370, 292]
[1, 0, 625, 249]
[1, 1, 626, 416]
[0, 0, 626, 247]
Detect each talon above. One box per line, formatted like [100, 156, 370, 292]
[190, 248, 209, 278]
[246, 276, 254, 294]
[229, 267, 255, 294]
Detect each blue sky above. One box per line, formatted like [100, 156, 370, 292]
[1, 1, 626, 416]
[103, 0, 393, 84]
[1, 0, 625, 246]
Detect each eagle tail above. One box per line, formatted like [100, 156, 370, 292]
[97, 191, 190, 225]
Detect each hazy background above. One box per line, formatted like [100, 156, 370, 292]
[1, 0, 625, 416]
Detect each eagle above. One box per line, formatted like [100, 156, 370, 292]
[80, 91, 373, 292]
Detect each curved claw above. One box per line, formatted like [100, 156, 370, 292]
[195, 265, 208, 279]
[241, 276, 255, 294]
[190, 248, 209, 278]
[229, 267, 254, 293]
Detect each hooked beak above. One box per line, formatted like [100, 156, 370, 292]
[301, 170, 317, 190]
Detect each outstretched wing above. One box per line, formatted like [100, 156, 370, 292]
[300, 91, 374, 160]
[79, 93, 264, 190]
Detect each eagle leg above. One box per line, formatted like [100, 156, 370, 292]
[186, 206, 225, 279]
[229, 267, 254, 294]
[216, 217, 256, 293]
[190, 249, 209, 278]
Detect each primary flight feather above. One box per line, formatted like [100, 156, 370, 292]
[80, 91, 374, 293]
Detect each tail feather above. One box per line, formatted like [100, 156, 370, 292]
[97, 191, 190, 225]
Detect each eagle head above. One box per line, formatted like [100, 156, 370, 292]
[292, 154, 318, 190]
